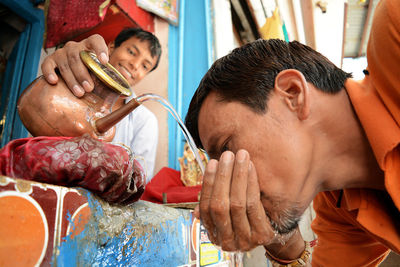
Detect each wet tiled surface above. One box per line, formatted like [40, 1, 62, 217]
[0, 176, 242, 266]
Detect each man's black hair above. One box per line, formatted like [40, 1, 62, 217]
[185, 39, 352, 149]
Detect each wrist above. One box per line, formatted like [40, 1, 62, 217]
[265, 241, 312, 267]
[264, 229, 305, 260]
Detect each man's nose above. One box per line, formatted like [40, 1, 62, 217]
[129, 60, 141, 71]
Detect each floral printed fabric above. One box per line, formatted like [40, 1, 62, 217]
[0, 134, 145, 204]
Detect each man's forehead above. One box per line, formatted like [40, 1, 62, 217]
[198, 92, 232, 152]
[127, 38, 152, 53]
[127, 36, 145, 45]
[198, 92, 221, 127]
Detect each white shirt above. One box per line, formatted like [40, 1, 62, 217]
[112, 96, 158, 182]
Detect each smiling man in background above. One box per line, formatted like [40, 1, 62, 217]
[41, 28, 162, 180]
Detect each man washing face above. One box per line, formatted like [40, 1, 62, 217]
[185, 0, 400, 265]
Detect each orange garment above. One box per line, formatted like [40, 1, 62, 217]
[311, 0, 400, 266]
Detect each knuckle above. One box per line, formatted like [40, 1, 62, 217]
[64, 40, 77, 49]
[230, 200, 245, 214]
[57, 62, 70, 73]
[53, 49, 63, 58]
[89, 34, 102, 42]
[238, 242, 252, 252]
[199, 198, 210, 209]
[202, 176, 213, 187]
[203, 165, 217, 183]
[221, 238, 236, 252]
[236, 236, 251, 251]
[67, 52, 82, 65]
[210, 201, 228, 216]
[246, 200, 258, 214]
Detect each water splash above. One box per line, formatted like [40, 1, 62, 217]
[136, 93, 205, 174]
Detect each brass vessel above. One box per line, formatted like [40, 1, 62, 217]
[17, 51, 141, 142]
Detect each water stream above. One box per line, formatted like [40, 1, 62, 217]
[136, 93, 206, 175]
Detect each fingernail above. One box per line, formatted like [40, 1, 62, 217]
[99, 52, 108, 63]
[236, 150, 247, 162]
[82, 80, 92, 91]
[48, 74, 57, 82]
[73, 84, 85, 96]
[221, 151, 233, 162]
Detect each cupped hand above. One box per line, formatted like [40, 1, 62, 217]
[41, 34, 109, 97]
[195, 149, 277, 252]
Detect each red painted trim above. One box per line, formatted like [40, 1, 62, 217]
[73, 2, 154, 44]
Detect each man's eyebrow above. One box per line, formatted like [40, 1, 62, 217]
[131, 44, 140, 54]
[143, 59, 153, 67]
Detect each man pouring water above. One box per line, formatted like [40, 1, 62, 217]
[41, 28, 162, 180]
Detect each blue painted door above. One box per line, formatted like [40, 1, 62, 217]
[168, 0, 213, 169]
[0, 0, 44, 147]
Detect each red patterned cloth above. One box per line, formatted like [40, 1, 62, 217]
[141, 167, 201, 204]
[45, 0, 114, 48]
[0, 134, 144, 204]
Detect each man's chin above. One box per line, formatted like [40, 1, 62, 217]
[265, 208, 302, 235]
[270, 217, 300, 235]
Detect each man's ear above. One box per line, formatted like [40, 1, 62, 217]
[107, 42, 115, 54]
[274, 69, 310, 120]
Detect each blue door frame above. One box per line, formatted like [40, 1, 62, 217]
[168, 0, 213, 169]
[0, 0, 44, 147]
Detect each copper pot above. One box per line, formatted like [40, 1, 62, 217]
[17, 51, 140, 142]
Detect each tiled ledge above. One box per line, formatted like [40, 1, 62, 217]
[0, 176, 241, 266]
